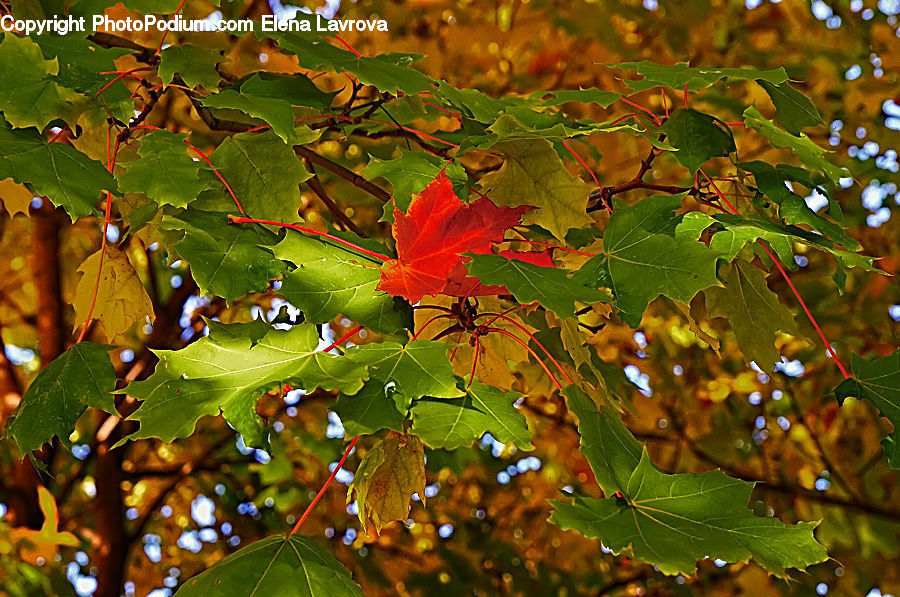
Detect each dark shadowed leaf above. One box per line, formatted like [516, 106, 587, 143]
[0, 118, 115, 220]
[834, 350, 900, 468]
[3, 343, 117, 455]
[465, 253, 609, 318]
[758, 80, 822, 135]
[660, 108, 735, 172]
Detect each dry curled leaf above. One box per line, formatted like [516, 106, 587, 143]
[348, 434, 426, 533]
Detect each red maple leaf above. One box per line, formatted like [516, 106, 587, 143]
[378, 171, 534, 302]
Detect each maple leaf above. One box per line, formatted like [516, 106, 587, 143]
[348, 434, 426, 533]
[377, 172, 532, 302]
[72, 245, 155, 342]
[443, 248, 555, 297]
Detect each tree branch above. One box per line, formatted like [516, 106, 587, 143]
[304, 162, 365, 235]
[294, 146, 391, 203]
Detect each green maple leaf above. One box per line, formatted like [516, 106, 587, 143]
[549, 448, 828, 577]
[0, 118, 116, 221]
[344, 340, 464, 412]
[202, 73, 335, 144]
[163, 209, 289, 301]
[33, 34, 132, 122]
[158, 44, 223, 90]
[362, 149, 468, 213]
[608, 61, 788, 92]
[332, 383, 406, 437]
[436, 81, 537, 123]
[744, 105, 847, 183]
[410, 381, 533, 450]
[465, 253, 609, 318]
[834, 350, 900, 469]
[0, 34, 84, 129]
[757, 80, 822, 135]
[563, 385, 642, 495]
[603, 195, 721, 327]
[209, 130, 310, 223]
[118, 131, 215, 207]
[530, 88, 622, 107]
[271, 233, 411, 334]
[738, 161, 856, 250]
[681, 212, 878, 283]
[553, 386, 827, 576]
[267, 27, 434, 94]
[125, 322, 370, 450]
[174, 533, 363, 596]
[348, 434, 426, 532]
[705, 259, 798, 371]
[479, 138, 593, 240]
[660, 108, 735, 173]
[3, 343, 117, 455]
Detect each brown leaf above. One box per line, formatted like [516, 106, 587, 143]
[348, 434, 426, 533]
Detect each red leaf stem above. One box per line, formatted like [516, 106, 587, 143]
[700, 170, 851, 379]
[619, 97, 661, 127]
[322, 325, 363, 353]
[289, 436, 359, 535]
[487, 328, 564, 391]
[228, 216, 389, 261]
[94, 67, 153, 97]
[153, 0, 189, 57]
[477, 313, 574, 386]
[184, 140, 246, 215]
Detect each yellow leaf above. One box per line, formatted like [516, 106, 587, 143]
[72, 245, 154, 342]
[479, 138, 593, 241]
[348, 434, 426, 533]
[9, 486, 78, 563]
[0, 178, 34, 217]
[414, 295, 535, 390]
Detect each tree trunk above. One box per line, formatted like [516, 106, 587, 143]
[93, 439, 128, 597]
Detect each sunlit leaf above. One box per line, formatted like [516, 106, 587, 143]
[118, 131, 215, 207]
[410, 381, 533, 450]
[550, 449, 828, 576]
[125, 322, 369, 450]
[208, 130, 310, 223]
[72, 245, 155, 342]
[175, 533, 363, 596]
[602, 195, 721, 327]
[479, 138, 593, 240]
